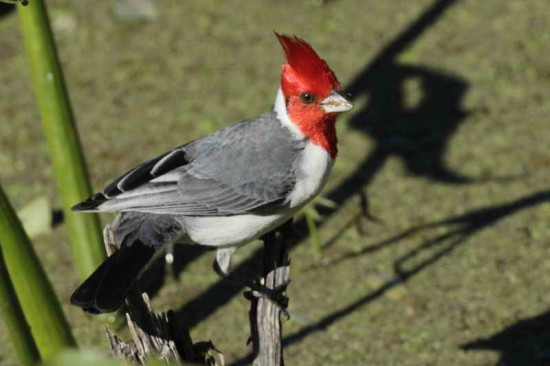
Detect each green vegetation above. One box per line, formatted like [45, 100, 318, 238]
[0, 246, 40, 365]
[0, 183, 75, 359]
[0, 0, 548, 365]
[17, 0, 105, 280]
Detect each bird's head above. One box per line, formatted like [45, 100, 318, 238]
[275, 33, 352, 157]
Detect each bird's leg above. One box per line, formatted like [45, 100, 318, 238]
[214, 246, 237, 277]
[213, 247, 290, 312]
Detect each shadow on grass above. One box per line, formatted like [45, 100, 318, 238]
[328, 190, 550, 269]
[228, 190, 549, 365]
[462, 308, 550, 366]
[345, 0, 471, 187]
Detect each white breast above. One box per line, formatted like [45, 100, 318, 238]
[288, 141, 333, 208]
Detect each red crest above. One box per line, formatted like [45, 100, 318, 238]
[275, 33, 341, 98]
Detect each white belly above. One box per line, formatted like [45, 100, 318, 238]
[180, 212, 293, 247]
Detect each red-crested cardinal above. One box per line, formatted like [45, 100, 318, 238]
[71, 33, 353, 313]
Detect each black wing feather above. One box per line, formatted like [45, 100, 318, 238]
[73, 147, 190, 211]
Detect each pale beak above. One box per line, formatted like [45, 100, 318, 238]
[320, 90, 353, 113]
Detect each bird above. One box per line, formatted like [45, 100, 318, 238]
[70, 33, 353, 314]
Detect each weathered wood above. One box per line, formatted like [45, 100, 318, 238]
[249, 224, 292, 366]
[102, 225, 224, 366]
[107, 293, 190, 364]
[103, 222, 294, 366]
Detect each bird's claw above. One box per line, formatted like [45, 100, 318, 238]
[244, 290, 290, 320]
[244, 280, 291, 319]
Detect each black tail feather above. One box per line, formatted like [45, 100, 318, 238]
[70, 252, 119, 308]
[70, 240, 156, 314]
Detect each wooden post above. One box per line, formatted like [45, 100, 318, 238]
[249, 225, 291, 366]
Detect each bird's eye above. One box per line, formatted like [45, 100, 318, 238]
[299, 92, 315, 104]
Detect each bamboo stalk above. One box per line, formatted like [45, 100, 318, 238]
[16, 0, 105, 279]
[0, 247, 40, 366]
[0, 183, 76, 359]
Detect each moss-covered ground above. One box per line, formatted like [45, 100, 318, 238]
[0, 0, 549, 364]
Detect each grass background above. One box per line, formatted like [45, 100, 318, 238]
[0, 0, 549, 364]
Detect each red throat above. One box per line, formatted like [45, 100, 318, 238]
[286, 99, 338, 158]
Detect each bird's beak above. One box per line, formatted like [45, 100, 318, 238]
[320, 90, 353, 113]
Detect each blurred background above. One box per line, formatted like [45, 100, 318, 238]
[0, 0, 549, 364]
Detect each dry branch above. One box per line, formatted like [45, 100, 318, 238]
[107, 293, 223, 365]
[102, 226, 223, 366]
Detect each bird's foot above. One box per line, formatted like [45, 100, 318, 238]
[212, 250, 291, 318]
[244, 280, 291, 319]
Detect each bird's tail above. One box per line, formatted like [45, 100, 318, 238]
[70, 239, 156, 314]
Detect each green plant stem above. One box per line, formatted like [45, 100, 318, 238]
[0, 183, 76, 359]
[16, 0, 105, 279]
[0, 247, 41, 366]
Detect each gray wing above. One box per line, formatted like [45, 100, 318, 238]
[73, 111, 304, 216]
